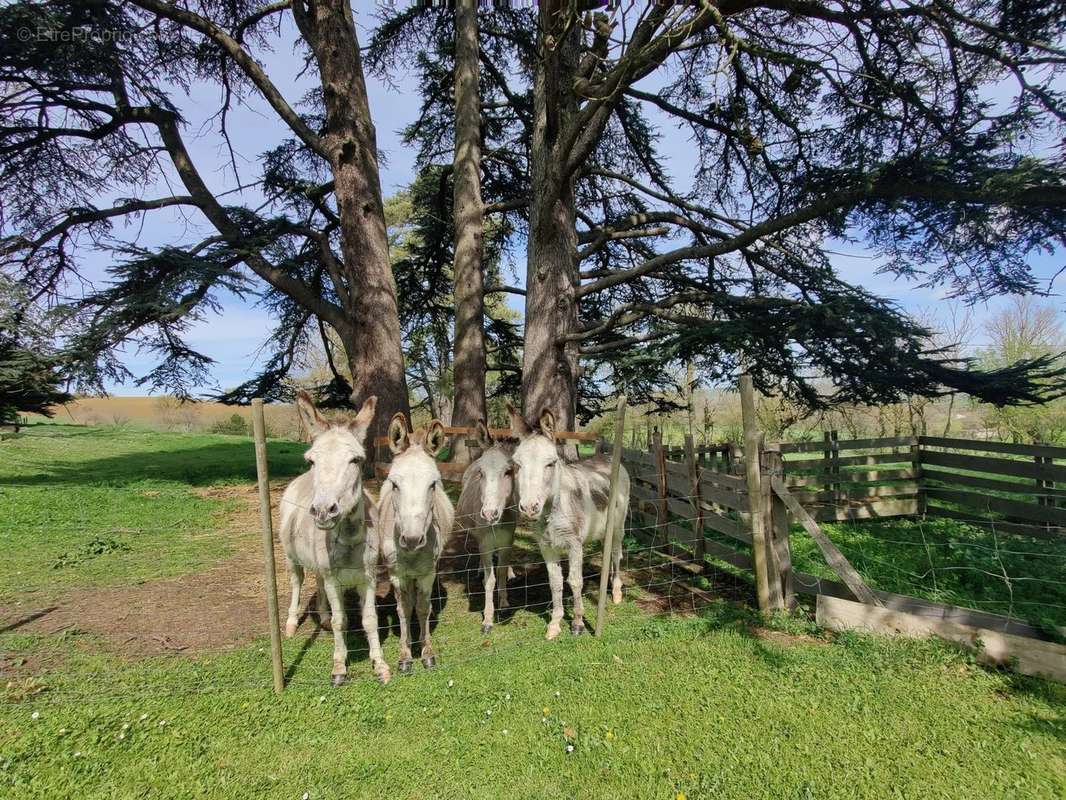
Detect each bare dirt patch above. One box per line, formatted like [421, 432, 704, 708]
[8, 482, 289, 659]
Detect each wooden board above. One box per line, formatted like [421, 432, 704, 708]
[816, 595, 1066, 683]
[785, 467, 917, 487]
[920, 449, 1066, 483]
[794, 573, 1060, 640]
[925, 487, 1066, 527]
[771, 477, 882, 606]
[780, 436, 915, 454]
[785, 452, 912, 471]
[919, 436, 1066, 461]
[809, 498, 918, 521]
[791, 483, 920, 504]
[375, 426, 599, 447]
[921, 466, 1066, 498]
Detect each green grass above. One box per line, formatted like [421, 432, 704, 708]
[789, 516, 1066, 634]
[1, 424, 1065, 799]
[0, 424, 306, 604]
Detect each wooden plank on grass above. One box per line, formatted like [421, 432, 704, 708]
[816, 595, 1066, 683]
[793, 572, 1059, 640]
[925, 487, 1066, 527]
[919, 436, 1066, 461]
[771, 476, 882, 607]
[920, 449, 1066, 484]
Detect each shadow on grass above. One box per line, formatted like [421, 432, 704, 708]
[5, 439, 308, 487]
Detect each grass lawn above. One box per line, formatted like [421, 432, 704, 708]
[1, 424, 1064, 799]
[789, 516, 1066, 634]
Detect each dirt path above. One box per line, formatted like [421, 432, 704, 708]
[5, 483, 286, 658]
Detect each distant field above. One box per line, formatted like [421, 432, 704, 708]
[30, 396, 303, 438]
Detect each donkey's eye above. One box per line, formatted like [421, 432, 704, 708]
[350, 456, 363, 465]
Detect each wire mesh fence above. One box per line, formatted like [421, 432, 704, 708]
[4, 426, 1066, 703]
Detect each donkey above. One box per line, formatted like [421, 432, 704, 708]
[378, 413, 454, 673]
[509, 404, 629, 639]
[456, 420, 517, 634]
[279, 391, 390, 686]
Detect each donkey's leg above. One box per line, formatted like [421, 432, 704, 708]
[284, 560, 304, 638]
[611, 533, 624, 605]
[358, 580, 389, 684]
[315, 572, 332, 630]
[496, 544, 512, 611]
[321, 576, 349, 687]
[613, 501, 629, 603]
[394, 580, 414, 674]
[480, 547, 496, 635]
[567, 543, 586, 635]
[543, 549, 565, 641]
[417, 575, 437, 668]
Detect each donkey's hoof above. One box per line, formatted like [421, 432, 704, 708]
[480, 623, 493, 635]
[374, 665, 391, 685]
[330, 673, 348, 688]
[571, 622, 585, 636]
[284, 620, 297, 638]
[421, 655, 438, 670]
[612, 589, 623, 605]
[546, 623, 561, 641]
[398, 659, 413, 675]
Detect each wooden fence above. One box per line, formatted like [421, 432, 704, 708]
[618, 382, 1066, 682]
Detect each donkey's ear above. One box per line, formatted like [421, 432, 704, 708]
[475, 419, 493, 447]
[538, 407, 556, 439]
[425, 419, 447, 457]
[507, 402, 531, 438]
[348, 395, 377, 438]
[296, 390, 330, 438]
[388, 412, 410, 455]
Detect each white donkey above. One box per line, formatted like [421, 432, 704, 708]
[456, 421, 516, 635]
[509, 405, 629, 639]
[378, 413, 454, 673]
[279, 391, 390, 686]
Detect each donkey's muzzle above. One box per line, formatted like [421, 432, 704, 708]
[399, 534, 427, 551]
[311, 501, 341, 529]
[481, 508, 502, 524]
[519, 502, 542, 520]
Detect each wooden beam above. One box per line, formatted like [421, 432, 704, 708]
[817, 595, 1066, 683]
[771, 476, 883, 607]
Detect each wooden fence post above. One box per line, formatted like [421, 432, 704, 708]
[762, 445, 794, 609]
[252, 399, 285, 694]
[911, 435, 925, 517]
[740, 374, 781, 612]
[596, 395, 627, 637]
[653, 426, 668, 547]
[683, 433, 706, 568]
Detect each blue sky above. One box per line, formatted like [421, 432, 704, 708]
[95, 7, 1062, 396]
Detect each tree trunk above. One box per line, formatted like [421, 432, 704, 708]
[521, 2, 581, 433]
[294, 0, 409, 443]
[450, 0, 487, 461]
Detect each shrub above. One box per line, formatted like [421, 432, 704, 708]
[210, 413, 250, 436]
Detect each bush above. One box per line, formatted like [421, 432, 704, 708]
[210, 413, 250, 436]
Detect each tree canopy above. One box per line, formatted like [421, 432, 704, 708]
[1, 0, 1064, 421]
[369, 1, 1066, 419]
